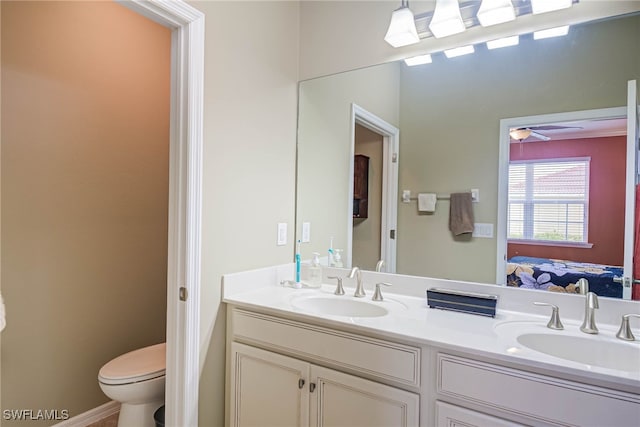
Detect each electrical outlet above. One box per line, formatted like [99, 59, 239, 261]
[472, 223, 494, 238]
[277, 223, 287, 246]
[402, 190, 411, 203]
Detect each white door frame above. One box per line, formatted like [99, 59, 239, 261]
[118, 1, 204, 426]
[624, 80, 639, 299]
[348, 104, 399, 273]
[496, 106, 627, 287]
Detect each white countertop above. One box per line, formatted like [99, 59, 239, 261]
[222, 264, 640, 393]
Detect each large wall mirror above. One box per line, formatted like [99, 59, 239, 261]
[295, 12, 640, 300]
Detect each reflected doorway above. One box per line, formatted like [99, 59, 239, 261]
[352, 124, 384, 270]
[347, 105, 399, 273]
[497, 98, 639, 300]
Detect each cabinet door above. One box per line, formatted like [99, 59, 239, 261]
[230, 342, 310, 427]
[309, 365, 419, 427]
[435, 401, 525, 427]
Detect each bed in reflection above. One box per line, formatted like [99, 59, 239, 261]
[506, 256, 623, 298]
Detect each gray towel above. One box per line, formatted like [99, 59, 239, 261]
[449, 192, 474, 236]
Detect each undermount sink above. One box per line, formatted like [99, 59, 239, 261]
[495, 320, 640, 373]
[290, 295, 389, 317]
[517, 333, 640, 372]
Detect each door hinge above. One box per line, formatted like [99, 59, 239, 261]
[390, 229, 396, 239]
[179, 286, 188, 301]
[392, 153, 398, 163]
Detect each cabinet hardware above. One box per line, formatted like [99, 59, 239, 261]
[298, 379, 305, 389]
[179, 286, 188, 301]
[310, 382, 316, 392]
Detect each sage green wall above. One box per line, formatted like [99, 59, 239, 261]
[1, 2, 169, 423]
[193, 2, 299, 426]
[297, 62, 400, 263]
[397, 15, 640, 282]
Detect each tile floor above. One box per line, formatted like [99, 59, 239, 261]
[86, 412, 118, 427]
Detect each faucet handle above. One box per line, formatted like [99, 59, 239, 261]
[616, 313, 640, 341]
[372, 282, 392, 302]
[327, 276, 345, 296]
[533, 302, 564, 330]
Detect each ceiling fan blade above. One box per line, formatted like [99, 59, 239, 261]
[529, 125, 583, 131]
[529, 130, 551, 141]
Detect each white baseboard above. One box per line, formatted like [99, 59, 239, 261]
[53, 401, 120, 427]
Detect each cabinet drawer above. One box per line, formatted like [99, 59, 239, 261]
[436, 401, 524, 427]
[230, 308, 420, 387]
[437, 353, 640, 427]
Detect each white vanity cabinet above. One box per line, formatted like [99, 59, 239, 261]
[435, 353, 640, 427]
[227, 308, 420, 427]
[225, 305, 640, 427]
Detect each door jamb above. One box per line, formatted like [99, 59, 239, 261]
[117, 1, 204, 425]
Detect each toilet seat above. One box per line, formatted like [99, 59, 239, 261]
[99, 343, 166, 386]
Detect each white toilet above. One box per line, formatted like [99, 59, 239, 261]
[98, 342, 166, 427]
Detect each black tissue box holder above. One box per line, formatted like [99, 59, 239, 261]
[426, 288, 497, 317]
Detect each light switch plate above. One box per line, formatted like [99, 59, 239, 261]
[302, 222, 311, 243]
[472, 223, 494, 238]
[277, 223, 287, 246]
[471, 189, 480, 203]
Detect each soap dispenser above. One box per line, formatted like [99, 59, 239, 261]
[333, 249, 344, 268]
[308, 252, 322, 288]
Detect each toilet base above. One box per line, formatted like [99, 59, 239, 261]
[117, 399, 164, 427]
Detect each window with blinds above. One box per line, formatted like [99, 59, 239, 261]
[508, 158, 590, 243]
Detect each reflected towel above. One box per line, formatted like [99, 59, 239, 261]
[449, 192, 474, 236]
[418, 193, 437, 212]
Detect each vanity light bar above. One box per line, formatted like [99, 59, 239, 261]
[444, 45, 475, 58]
[486, 35, 519, 50]
[534, 25, 570, 40]
[405, 26, 568, 66]
[404, 54, 433, 66]
[477, 0, 516, 27]
[531, 0, 573, 15]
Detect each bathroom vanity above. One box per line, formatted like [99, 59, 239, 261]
[223, 265, 640, 427]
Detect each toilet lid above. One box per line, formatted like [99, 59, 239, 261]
[99, 342, 166, 386]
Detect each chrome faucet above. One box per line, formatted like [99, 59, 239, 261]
[580, 291, 599, 334]
[576, 278, 589, 295]
[348, 267, 366, 297]
[375, 259, 385, 272]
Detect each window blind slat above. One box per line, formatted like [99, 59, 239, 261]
[508, 159, 589, 243]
